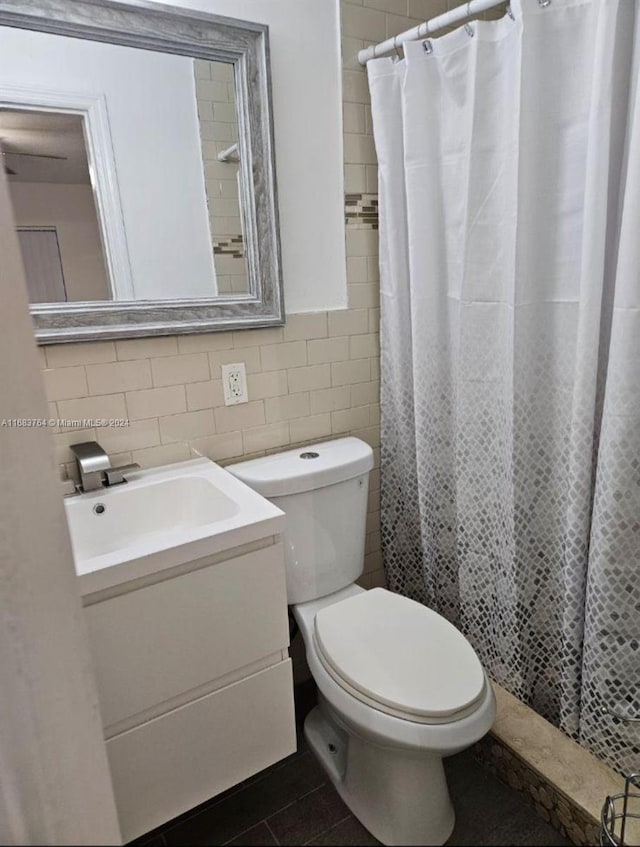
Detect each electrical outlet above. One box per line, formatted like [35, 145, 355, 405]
[221, 362, 248, 406]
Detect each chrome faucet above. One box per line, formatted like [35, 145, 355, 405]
[70, 441, 140, 492]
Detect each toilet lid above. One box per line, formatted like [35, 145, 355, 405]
[314, 588, 485, 720]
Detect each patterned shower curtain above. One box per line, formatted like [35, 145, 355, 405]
[368, 0, 640, 774]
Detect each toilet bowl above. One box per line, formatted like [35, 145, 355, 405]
[228, 438, 495, 846]
[294, 585, 495, 845]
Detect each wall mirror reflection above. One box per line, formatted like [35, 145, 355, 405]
[2, 108, 110, 303]
[2, 57, 249, 303]
[0, 0, 283, 342]
[194, 60, 249, 296]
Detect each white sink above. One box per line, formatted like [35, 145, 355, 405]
[65, 458, 285, 595]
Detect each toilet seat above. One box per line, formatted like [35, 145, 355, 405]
[314, 588, 486, 725]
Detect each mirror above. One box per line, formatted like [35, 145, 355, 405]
[2, 58, 249, 302]
[0, 0, 283, 342]
[195, 59, 249, 297]
[3, 108, 111, 303]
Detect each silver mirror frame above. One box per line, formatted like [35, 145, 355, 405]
[0, 0, 284, 343]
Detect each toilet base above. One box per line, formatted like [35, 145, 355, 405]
[304, 700, 455, 846]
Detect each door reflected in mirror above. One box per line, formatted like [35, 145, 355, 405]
[2, 57, 249, 304]
[2, 108, 110, 302]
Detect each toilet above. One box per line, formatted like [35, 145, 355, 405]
[227, 437, 496, 846]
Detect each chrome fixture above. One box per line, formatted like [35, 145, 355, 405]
[217, 142, 239, 163]
[601, 773, 640, 846]
[70, 441, 139, 492]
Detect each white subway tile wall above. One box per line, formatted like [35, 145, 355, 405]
[194, 59, 249, 295]
[40, 1, 461, 592]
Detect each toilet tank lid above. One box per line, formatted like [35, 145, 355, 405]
[226, 437, 374, 497]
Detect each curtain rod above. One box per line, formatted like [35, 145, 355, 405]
[357, 0, 511, 65]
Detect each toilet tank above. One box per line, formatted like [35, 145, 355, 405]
[227, 438, 374, 604]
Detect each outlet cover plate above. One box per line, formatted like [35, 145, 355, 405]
[221, 362, 248, 406]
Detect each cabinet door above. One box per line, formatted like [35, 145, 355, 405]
[85, 544, 288, 728]
[108, 660, 296, 842]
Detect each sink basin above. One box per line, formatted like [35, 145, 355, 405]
[65, 457, 285, 595]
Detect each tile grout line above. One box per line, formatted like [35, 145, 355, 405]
[158, 753, 325, 845]
[263, 818, 280, 846]
[220, 818, 271, 846]
[218, 782, 329, 846]
[261, 780, 330, 826]
[156, 752, 310, 842]
[301, 813, 353, 846]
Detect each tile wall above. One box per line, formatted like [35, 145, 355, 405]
[194, 58, 248, 295]
[39, 1, 479, 592]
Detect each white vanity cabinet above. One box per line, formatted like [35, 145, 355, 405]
[82, 539, 295, 843]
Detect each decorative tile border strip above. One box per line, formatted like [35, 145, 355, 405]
[472, 683, 635, 847]
[473, 733, 600, 845]
[345, 193, 379, 229]
[213, 235, 245, 257]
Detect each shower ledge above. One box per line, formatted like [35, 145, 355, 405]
[472, 681, 639, 846]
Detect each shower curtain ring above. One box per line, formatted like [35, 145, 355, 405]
[393, 35, 402, 59]
[421, 19, 433, 54]
[417, 20, 430, 42]
[506, 4, 515, 19]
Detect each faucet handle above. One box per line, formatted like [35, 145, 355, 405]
[70, 441, 111, 492]
[103, 463, 140, 487]
[70, 441, 110, 470]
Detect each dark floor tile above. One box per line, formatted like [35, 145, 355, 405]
[296, 724, 309, 753]
[486, 810, 571, 846]
[224, 822, 278, 846]
[447, 766, 568, 847]
[306, 814, 380, 846]
[267, 783, 349, 845]
[448, 768, 533, 845]
[128, 836, 166, 847]
[163, 751, 327, 846]
[294, 678, 318, 727]
[444, 750, 486, 797]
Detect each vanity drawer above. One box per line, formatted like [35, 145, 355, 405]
[84, 543, 288, 728]
[107, 659, 296, 842]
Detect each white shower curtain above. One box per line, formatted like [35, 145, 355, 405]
[369, 0, 640, 773]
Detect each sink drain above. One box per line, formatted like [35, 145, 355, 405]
[93, 503, 106, 515]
